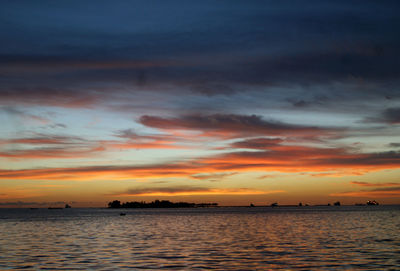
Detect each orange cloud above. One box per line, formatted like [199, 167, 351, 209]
[110, 186, 283, 197]
[331, 189, 400, 198]
[0, 188, 45, 199]
[0, 135, 399, 180]
[105, 140, 188, 150]
[350, 181, 400, 187]
[1, 147, 400, 181]
[190, 172, 237, 180]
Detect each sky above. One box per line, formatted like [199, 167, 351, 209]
[1, 0, 400, 207]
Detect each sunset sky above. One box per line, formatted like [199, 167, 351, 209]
[1, 0, 400, 207]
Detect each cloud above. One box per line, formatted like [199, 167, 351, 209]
[230, 138, 283, 149]
[350, 181, 400, 187]
[50, 123, 67, 129]
[0, 106, 50, 124]
[0, 163, 196, 181]
[2, 135, 84, 145]
[190, 172, 237, 180]
[257, 175, 277, 180]
[0, 1, 398, 116]
[331, 187, 400, 198]
[1, 58, 175, 73]
[0, 87, 102, 108]
[0, 146, 105, 159]
[317, 151, 400, 167]
[111, 129, 190, 150]
[110, 186, 280, 197]
[0, 134, 105, 159]
[389, 143, 400, 148]
[1, 145, 399, 181]
[139, 114, 332, 138]
[383, 107, 400, 124]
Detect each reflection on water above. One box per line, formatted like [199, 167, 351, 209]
[0, 206, 399, 270]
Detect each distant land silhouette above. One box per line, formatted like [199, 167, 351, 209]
[108, 200, 218, 208]
[107, 199, 381, 209]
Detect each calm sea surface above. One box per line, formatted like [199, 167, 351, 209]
[0, 206, 399, 270]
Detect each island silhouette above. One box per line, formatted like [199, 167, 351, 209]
[107, 200, 381, 209]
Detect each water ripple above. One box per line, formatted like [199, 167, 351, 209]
[0, 206, 399, 270]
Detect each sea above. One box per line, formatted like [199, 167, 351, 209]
[0, 205, 399, 270]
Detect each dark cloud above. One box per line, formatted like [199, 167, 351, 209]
[0, 87, 101, 108]
[317, 151, 400, 166]
[383, 107, 400, 124]
[0, 0, 399, 104]
[230, 138, 283, 149]
[287, 95, 330, 108]
[140, 114, 329, 137]
[50, 123, 67, 129]
[0, 1, 399, 188]
[115, 129, 138, 139]
[389, 143, 400, 148]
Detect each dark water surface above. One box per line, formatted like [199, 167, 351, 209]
[0, 206, 399, 270]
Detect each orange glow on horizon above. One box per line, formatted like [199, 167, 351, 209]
[112, 189, 284, 197]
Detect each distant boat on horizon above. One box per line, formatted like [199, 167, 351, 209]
[366, 200, 379, 205]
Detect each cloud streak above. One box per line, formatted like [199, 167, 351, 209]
[383, 107, 400, 124]
[140, 114, 335, 139]
[0, 134, 105, 159]
[331, 187, 400, 198]
[0, 146, 399, 181]
[350, 181, 400, 187]
[110, 186, 280, 197]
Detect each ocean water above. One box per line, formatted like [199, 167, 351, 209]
[0, 206, 399, 270]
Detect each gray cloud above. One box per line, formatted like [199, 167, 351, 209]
[139, 114, 333, 138]
[383, 107, 400, 124]
[389, 143, 400, 148]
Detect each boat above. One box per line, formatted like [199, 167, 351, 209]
[366, 200, 379, 205]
